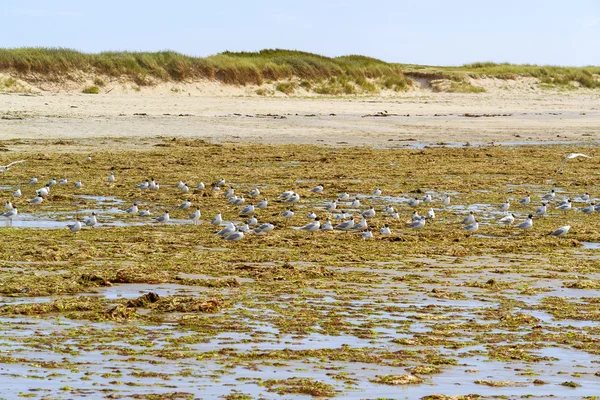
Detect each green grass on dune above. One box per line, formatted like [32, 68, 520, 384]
[0, 48, 598, 92]
[404, 61, 600, 89]
[0, 48, 411, 91]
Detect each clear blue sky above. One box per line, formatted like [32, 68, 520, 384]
[2, 0, 599, 66]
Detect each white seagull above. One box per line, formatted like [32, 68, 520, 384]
[224, 231, 244, 241]
[240, 203, 255, 216]
[536, 203, 547, 216]
[516, 214, 534, 230]
[189, 207, 201, 225]
[0, 160, 25, 173]
[334, 219, 355, 231]
[125, 203, 139, 214]
[556, 153, 591, 173]
[426, 208, 436, 220]
[498, 214, 516, 225]
[153, 211, 170, 224]
[256, 198, 268, 209]
[211, 212, 223, 226]
[361, 229, 373, 240]
[28, 194, 44, 205]
[320, 218, 334, 231]
[442, 195, 451, 207]
[547, 225, 571, 237]
[84, 212, 97, 228]
[582, 203, 595, 214]
[311, 184, 324, 194]
[380, 224, 392, 235]
[292, 218, 321, 232]
[462, 220, 479, 233]
[1, 207, 18, 224]
[407, 216, 426, 230]
[253, 223, 275, 235]
[462, 211, 475, 225]
[67, 219, 82, 232]
[178, 200, 192, 209]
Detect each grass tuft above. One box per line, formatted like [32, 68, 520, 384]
[81, 85, 99, 94]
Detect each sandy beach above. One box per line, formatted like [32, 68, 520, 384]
[1, 81, 599, 149]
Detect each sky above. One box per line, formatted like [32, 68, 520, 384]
[1, 0, 599, 66]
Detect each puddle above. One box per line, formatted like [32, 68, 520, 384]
[581, 242, 600, 249]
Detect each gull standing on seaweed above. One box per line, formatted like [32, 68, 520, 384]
[380, 224, 392, 235]
[463, 219, 479, 233]
[253, 223, 275, 235]
[281, 209, 295, 226]
[153, 211, 170, 224]
[353, 216, 368, 231]
[542, 189, 555, 201]
[211, 212, 223, 226]
[321, 218, 334, 231]
[84, 212, 97, 228]
[338, 192, 350, 201]
[224, 231, 244, 241]
[408, 197, 420, 208]
[361, 228, 373, 240]
[28, 194, 44, 205]
[292, 217, 321, 232]
[325, 200, 337, 212]
[240, 203, 255, 216]
[362, 206, 376, 219]
[536, 203, 547, 216]
[216, 222, 236, 237]
[498, 214, 515, 225]
[178, 199, 192, 209]
[256, 198, 268, 209]
[311, 184, 324, 194]
[67, 219, 82, 232]
[462, 211, 475, 225]
[334, 218, 355, 232]
[557, 199, 572, 213]
[442, 195, 451, 207]
[519, 192, 531, 206]
[407, 216, 426, 230]
[547, 225, 571, 237]
[426, 208, 436, 220]
[189, 207, 201, 225]
[125, 203, 139, 214]
[581, 192, 590, 201]
[582, 202, 595, 214]
[516, 214, 534, 230]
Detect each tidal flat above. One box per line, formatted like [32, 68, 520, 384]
[0, 139, 599, 399]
